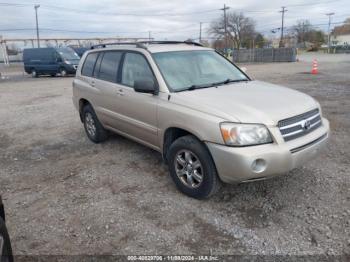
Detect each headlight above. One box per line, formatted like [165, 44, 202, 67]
[220, 123, 273, 146]
[65, 60, 71, 65]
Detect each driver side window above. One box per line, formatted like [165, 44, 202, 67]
[121, 53, 154, 87]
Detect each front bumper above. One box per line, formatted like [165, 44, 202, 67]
[66, 65, 78, 74]
[206, 118, 330, 184]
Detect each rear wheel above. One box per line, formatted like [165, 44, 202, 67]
[31, 69, 38, 78]
[82, 104, 108, 143]
[167, 135, 221, 199]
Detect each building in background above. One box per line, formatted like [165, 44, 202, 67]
[331, 18, 350, 47]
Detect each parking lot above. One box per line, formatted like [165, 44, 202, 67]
[0, 53, 349, 256]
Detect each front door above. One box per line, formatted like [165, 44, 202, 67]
[115, 52, 159, 148]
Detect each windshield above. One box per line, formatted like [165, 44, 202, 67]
[57, 48, 80, 61]
[152, 50, 248, 92]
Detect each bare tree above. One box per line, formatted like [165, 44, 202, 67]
[292, 20, 313, 47]
[209, 12, 256, 49]
[292, 20, 325, 48]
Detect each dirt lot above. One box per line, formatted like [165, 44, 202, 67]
[0, 53, 349, 257]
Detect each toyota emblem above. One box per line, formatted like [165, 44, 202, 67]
[302, 119, 312, 131]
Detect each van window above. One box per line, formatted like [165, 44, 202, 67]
[121, 53, 153, 87]
[98, 52, 122, 83]
[81, 52, 99, 77]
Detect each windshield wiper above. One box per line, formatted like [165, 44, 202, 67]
[176, 83, 216, 92]
[214, 78, 249, 86]
[175, 78, 249, 92]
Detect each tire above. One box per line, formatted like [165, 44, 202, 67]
[0, 218, 13, 262]
[50, 74, 56, 77]
[59, 68, 67, 77]
[167, 135, 221, 199]
[31, 69, 38, 78]
[82, 104, 108, 143]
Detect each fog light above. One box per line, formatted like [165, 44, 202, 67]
[251, 159, 266, 173]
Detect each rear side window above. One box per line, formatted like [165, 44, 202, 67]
[98, 51, 122, 83]
[81, 52, 99, 77]
[93, 53, 103, 78]
[121, 53, 154, 87]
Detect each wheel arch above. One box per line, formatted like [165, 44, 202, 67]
[162, 127, 204, 162]
[78, 98, 91, 122]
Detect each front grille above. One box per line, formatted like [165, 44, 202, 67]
[278, 108, 322, 141]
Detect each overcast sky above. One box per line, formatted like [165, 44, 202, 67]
[0, 0, 349, 41]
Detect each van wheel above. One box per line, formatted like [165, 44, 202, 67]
[59, 68, 67, 77]
[167, 135, 221, 199]
[31, 69, 38, 78]
[82, 104, 108, 143]
[0, 217, 13, 262]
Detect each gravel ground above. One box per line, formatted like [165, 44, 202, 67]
[0, 53, 349, 258]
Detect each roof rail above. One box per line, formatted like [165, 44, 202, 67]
[91, 42, 147, 50]
[138, 40, 203, 47]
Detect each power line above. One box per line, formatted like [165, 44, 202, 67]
[287, 0, 342, 7]
[0, 2, 220, 17]
[0, 27, 205, 34]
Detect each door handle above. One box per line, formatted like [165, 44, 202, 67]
[117, 89, 124, 96]
[90, 81, 95, 87]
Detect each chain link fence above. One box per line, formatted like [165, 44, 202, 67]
[232, 48, 297, 63]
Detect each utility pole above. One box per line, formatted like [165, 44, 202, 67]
[279, 6, 287, 48]
[326, 12, 335, 54]
[199, 22, 203, 43]
[220, 4, 230, 55]
[34, 5, 40, 48]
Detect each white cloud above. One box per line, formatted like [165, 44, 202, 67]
[0, 0, 349, 40]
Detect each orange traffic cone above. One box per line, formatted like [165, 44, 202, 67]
[311, 59, 318, 75]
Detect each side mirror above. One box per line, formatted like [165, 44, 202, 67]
[56, 57, 62, 63]
[134, 78, 158, 95]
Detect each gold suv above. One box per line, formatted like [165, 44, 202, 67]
[73, 41, 330, 199]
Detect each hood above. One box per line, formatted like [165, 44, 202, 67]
[171, 80, 318, 126]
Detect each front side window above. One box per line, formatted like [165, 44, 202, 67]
[81, 52, 99, 77]
[152, 50, 248, 92]
[121, 53, 154, 87]
[98, 51, 122, 83]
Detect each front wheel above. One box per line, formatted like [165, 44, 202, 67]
[167, 135, 221, 199]
[59, 68, 67, 77]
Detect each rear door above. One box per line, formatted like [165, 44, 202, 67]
[91, 51, 124, 128]
[115, 52, 159, 148]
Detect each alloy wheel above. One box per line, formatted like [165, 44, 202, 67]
[85, 112, 96, 138]
[174, 149, 204, 188]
